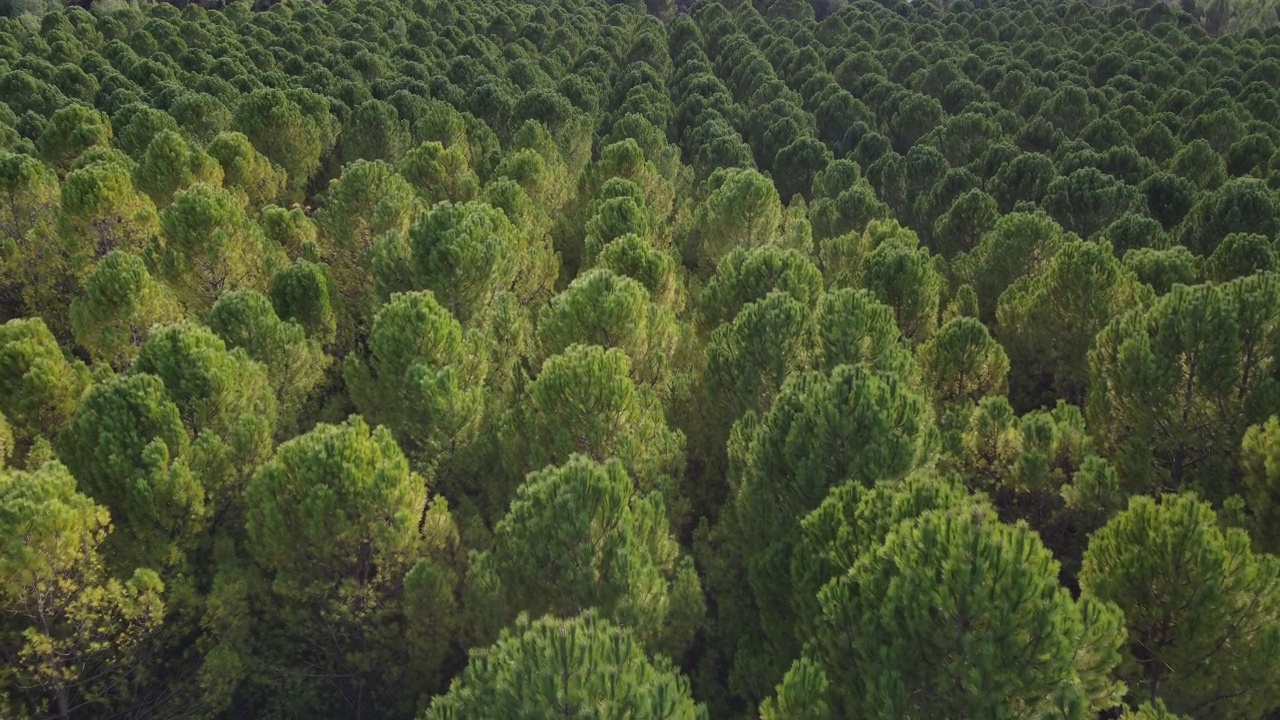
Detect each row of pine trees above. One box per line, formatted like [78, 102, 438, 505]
[1, 0, 1280, 717]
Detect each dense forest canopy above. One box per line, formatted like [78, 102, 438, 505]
[1, 0, 1280, 717]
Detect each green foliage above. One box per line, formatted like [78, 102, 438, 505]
[1177, 178, 1280, 256]
[232, 88, 337, 201]
[990, 152, 1056, 212]
[789, 471, 989, 642]
[1102, 214, 1168, 254]
[338, 99, 411, 166]
[343, 290, 486, 465]
[0, 151, 67, 332]
[819, 220, 942, 344]
[705, 289, 813, 419]
[4, 0, 1280, 714]
[112, 104, 179, 159]
[467, 455, 703, 655]
[583, 192, 655, 267]
[593, 233, 687, 313]
[208, 290, 330, 434]
[206, 131, 285, 209]
[156, 182, 272, 315]
[1123, 246, 1200, 295]
[950, 396, 1125, 575]
[400, 140, 480, 205]
[505, 344, 684, 517]
[726, 363, 931, 693]
[259, 204, 316, 259]
[1205, 232, 1279, 282]
[315, 159, 418, 340]
[241, 415, 459, 718]
[536, 269, 685, 400]
[1118, 702, 1192, 720]
[996, 240, 1150, 409]
[169, 92, 231, 144]
[933, 188, 998, 258]
[0, 317, 89, 450]
[425, 612, 705, 720]
[783, 507, 1126, 718]
[268, 259, 337, 346]
[0, 460, 165, 719]
[888, 93, 943, 153]
[36, 102, 110, 173]
[688, 167, 785, 270]
[133, 320, 277, 440]
[71, 249, 180, 366]
[245, 414, 442, 598]
[811, 288, 913, 377]
[58, 156, 159, 263]
[132, 130, 222, 207]
[918, 316, 1009, 411]
[57, 373, 199, 571]
[380, 199, 556, 327]
[1081, 494, 1280, 719]
[1043, 168, 1139, 239]
[808, 179, 891, 241]
[697, 246, 823, 331]
[1242, 416, 1280, 552]
[1088, 276, 1280, 499]
[759, 658, 828, 720]
[953, 211, 1067, 321]
[1171, 139, 1228, 191]
[857, 233, 942, 343]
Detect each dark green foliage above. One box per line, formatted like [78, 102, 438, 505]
[268, 260, 338, 346]
[1043, 168, 1140, 239]
[466, 455, 703, 656]
[996, 239, 1150, 409]
[1177, 178, 1280, 255]
[2, 0, 1280, 716]
[57, 373, 199, 571]
[1204, 232, 1279, 282]
[1088, 275, 1280, 499]
[723, 363, 931, 693]
[0, 317, 89, 451]
[238, 416, 460, 718]
[1123, 246, 1201, 295]
[1081, 494, 1280, 719]
[773, 506, 1126, 719]
[232, 88, 338, 200]
[1141, 172, 1196, 231]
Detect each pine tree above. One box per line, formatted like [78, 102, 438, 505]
[70, 251, 183, 370]
[722, 363, 930, 698]
[208, 290, 331, 435]
[1080, 494, 1280, 719]
[917, 315, 1009, 412]
[774, 508, 1125, 719]
[57, 374, 201, 572]
[155, 183, 274, 316]
[536, 268, 686, 400]
[0, 461, 165, 719]
[238, 416, 460, 718]
[466, 455, 703, 656]
[504, 344, 685, 522]
[0, 318, 90, 453]
[424, 612, 705, 720]
[996, 239, 1150, 409]
[343, 290, 486, 466]
[1087, 275, 1280, 499]
[1241, 416, 1280, 552]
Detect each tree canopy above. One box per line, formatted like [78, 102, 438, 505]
[1, 0, 1279, 717]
